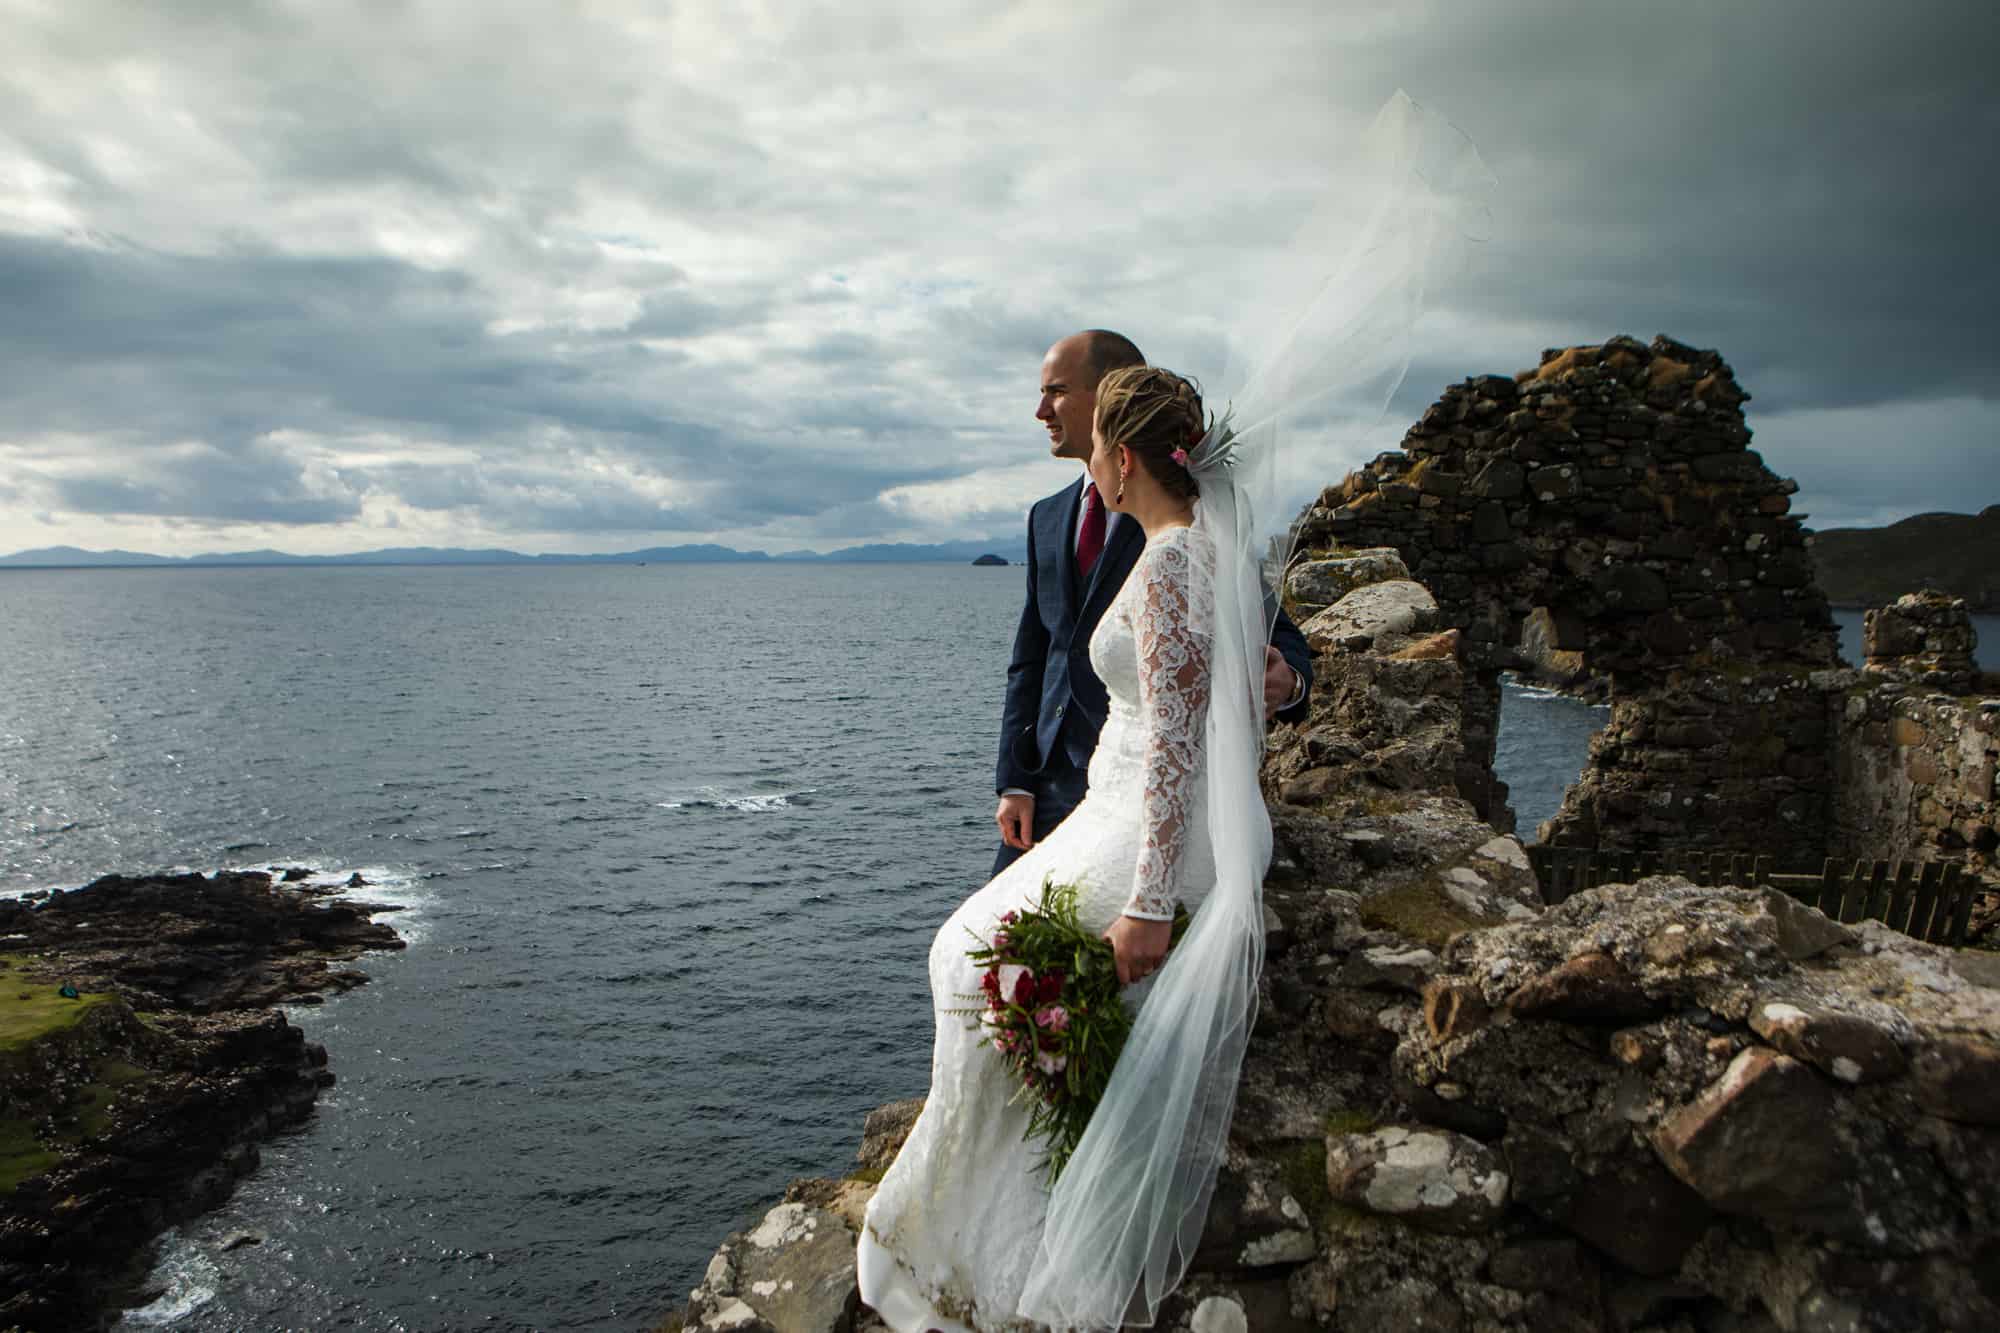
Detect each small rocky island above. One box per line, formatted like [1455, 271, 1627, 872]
[0, 868, 403, 1330]
[971, 553, 1009, 567]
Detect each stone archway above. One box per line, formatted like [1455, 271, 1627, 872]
[1286, 335, 1842, 864]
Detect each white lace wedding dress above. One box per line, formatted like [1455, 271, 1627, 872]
[857, 524, 1218, 1333]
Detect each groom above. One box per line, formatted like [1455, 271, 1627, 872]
[992, 329, 1316, 873]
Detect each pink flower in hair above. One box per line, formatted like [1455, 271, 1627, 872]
[1170, 447, 1189, 466]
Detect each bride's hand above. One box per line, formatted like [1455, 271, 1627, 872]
[1104, 915, 1174, 986]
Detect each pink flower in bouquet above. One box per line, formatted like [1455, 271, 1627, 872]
[1034, 1048, 1067, 1076]
[999, 910, 1019, 926]
[1033, 1004, 1070, 1032]
[990, 929, 1011, 951]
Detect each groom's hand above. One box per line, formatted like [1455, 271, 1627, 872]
[996, 793, 1036, 850]
[1262, 645, 1302, 717]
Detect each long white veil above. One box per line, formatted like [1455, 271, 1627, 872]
[1016, 92, 1491, 1330]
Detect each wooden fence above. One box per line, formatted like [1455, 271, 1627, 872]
[1526, 847, 1979, 946]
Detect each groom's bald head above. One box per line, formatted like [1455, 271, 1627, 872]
[1077, 329, 1145, 383]
[1037, 329, 1145, 461]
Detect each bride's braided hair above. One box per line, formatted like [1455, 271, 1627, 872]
[1093, 365, 1205, 500]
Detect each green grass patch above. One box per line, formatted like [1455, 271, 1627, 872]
[0, 960, 113, 1052]
[1270, 1139, 1329, 1218]
[0, 1117, 58, 1193]
[843, 1165, 887, 1186]
[1358, 879, 1484, 949]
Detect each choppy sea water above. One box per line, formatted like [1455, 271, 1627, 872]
[0, 568, 1988, 1330]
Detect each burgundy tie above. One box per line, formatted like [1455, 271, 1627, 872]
[1076, 482, 1105, 578]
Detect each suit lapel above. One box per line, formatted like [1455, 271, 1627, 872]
[1050, 476, 1084, 613]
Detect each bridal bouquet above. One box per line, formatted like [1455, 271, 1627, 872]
[960, 880, 1184, 1182]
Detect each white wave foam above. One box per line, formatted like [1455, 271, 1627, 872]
[115, 1234, 218, 1326]
[0, 886, 58, 903]
[657, 786, 815, 813]
[303, 864, 434, 946]
[224, 860, 435, 947]
[1503, 679, 1610, 709]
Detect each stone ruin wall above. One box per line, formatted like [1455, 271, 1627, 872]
[1287, 334, 1842, 866]
[1834, 592, 2000, 881]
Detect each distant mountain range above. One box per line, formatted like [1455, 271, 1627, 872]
[22, 506, 1990, 606]
[0, 540, 1026, 569]
[1809, 506, 2000, 611]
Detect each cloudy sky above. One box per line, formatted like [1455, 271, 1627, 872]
[1, 0, 1994, 557]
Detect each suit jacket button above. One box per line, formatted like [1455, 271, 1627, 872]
[1055, 704, 1066, 717]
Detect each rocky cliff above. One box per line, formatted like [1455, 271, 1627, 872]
[671, 550, 2000, 1333]
[0, 869, 403, 1331]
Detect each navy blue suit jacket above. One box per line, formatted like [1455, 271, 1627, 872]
[995, 475, 1314, 794]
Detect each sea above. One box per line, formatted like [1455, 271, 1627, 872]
[0, 565, 1991, 1331]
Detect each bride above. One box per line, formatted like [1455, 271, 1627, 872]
[858, 364, 1260, 1333]
[856, 93, 1489, 1332]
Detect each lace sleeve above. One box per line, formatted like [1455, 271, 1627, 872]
[1124, 535, 1214, 921]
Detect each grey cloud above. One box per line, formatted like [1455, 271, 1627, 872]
[1395, 1, 2000, 413]
[42, 437, 363, 525]
[0, 0, 1994, 555]
[0, 233, 766, 467]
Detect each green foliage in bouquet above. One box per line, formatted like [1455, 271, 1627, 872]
[958, 879, 1188, 1183]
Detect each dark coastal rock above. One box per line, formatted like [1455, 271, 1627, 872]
[0, 869, 401, 1330]
[0, 869, 404, 1012]
[0, 998, 327, 1330]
